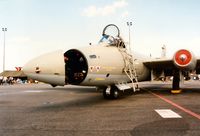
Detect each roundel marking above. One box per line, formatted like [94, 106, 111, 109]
[174, 49, 192, 66]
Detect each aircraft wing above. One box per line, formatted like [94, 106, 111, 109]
[143, 58, 200, 71]
[143, 49, 200, 75]
[143, 58, 174, 70]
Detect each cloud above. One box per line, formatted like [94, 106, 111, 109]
[82, 0, 128, 17]
[10, 36, 31, 43]
[121, 11, 130, 18]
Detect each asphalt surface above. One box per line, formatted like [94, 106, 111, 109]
[0, 81, 199, 136]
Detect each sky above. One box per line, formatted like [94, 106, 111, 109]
[1, 0, 200, 72]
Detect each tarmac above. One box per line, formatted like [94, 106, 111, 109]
[0, 81, 199, 136]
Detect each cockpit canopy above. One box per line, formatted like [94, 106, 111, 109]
[99, 34, 116, 45]
[98, 24, 126, 48]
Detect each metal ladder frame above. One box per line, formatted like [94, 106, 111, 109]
[117, 43, 139, 92]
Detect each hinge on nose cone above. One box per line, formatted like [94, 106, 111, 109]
[35, 67, 41, 74]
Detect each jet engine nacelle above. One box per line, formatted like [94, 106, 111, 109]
[173, 49, 197, 70]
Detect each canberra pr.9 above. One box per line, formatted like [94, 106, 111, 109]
[23, 24, 200, 99]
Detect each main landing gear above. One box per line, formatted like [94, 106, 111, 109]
[171, 70, 182, 94]
[103, 86, 120, 99]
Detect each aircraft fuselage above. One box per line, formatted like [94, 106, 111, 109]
[23, 45, 150, 87]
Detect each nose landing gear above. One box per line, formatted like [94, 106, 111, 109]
[103, 86, 120, 99]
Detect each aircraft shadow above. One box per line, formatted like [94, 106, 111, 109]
[31, 89, 140, 113]
[30, 84, 199, 113]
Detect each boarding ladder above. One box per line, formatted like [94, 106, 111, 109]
[117, 42, 139, 92]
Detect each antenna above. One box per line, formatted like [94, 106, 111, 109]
[161, 44, 166, 58]
[127, 22, 132, 53]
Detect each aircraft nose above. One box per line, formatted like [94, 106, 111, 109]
[23, 59, 38, 75]
[23, 53, 47, 76]
[23, 50, 65, 84]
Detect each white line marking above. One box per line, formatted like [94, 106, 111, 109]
[155, 109, 182, 118]
[24, 90, 44, 93]
[0, 93, 6, 96]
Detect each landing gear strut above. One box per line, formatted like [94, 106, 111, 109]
[103, 86, 120, 99]
[172, 70, 182, 94]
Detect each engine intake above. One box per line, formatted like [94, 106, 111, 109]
[64, 49, 88, 85]
[173, 49, 197, 70]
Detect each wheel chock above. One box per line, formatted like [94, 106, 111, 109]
[171, 90, 182, 94]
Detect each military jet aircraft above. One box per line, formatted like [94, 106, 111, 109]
[23, 24, 200, 99]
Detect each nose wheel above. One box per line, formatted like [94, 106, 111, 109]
[103, 86, 120, 99]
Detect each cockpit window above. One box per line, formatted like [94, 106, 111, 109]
[99, 34, 116, 45]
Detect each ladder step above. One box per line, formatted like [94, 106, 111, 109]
[115, 84, 131, 90]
